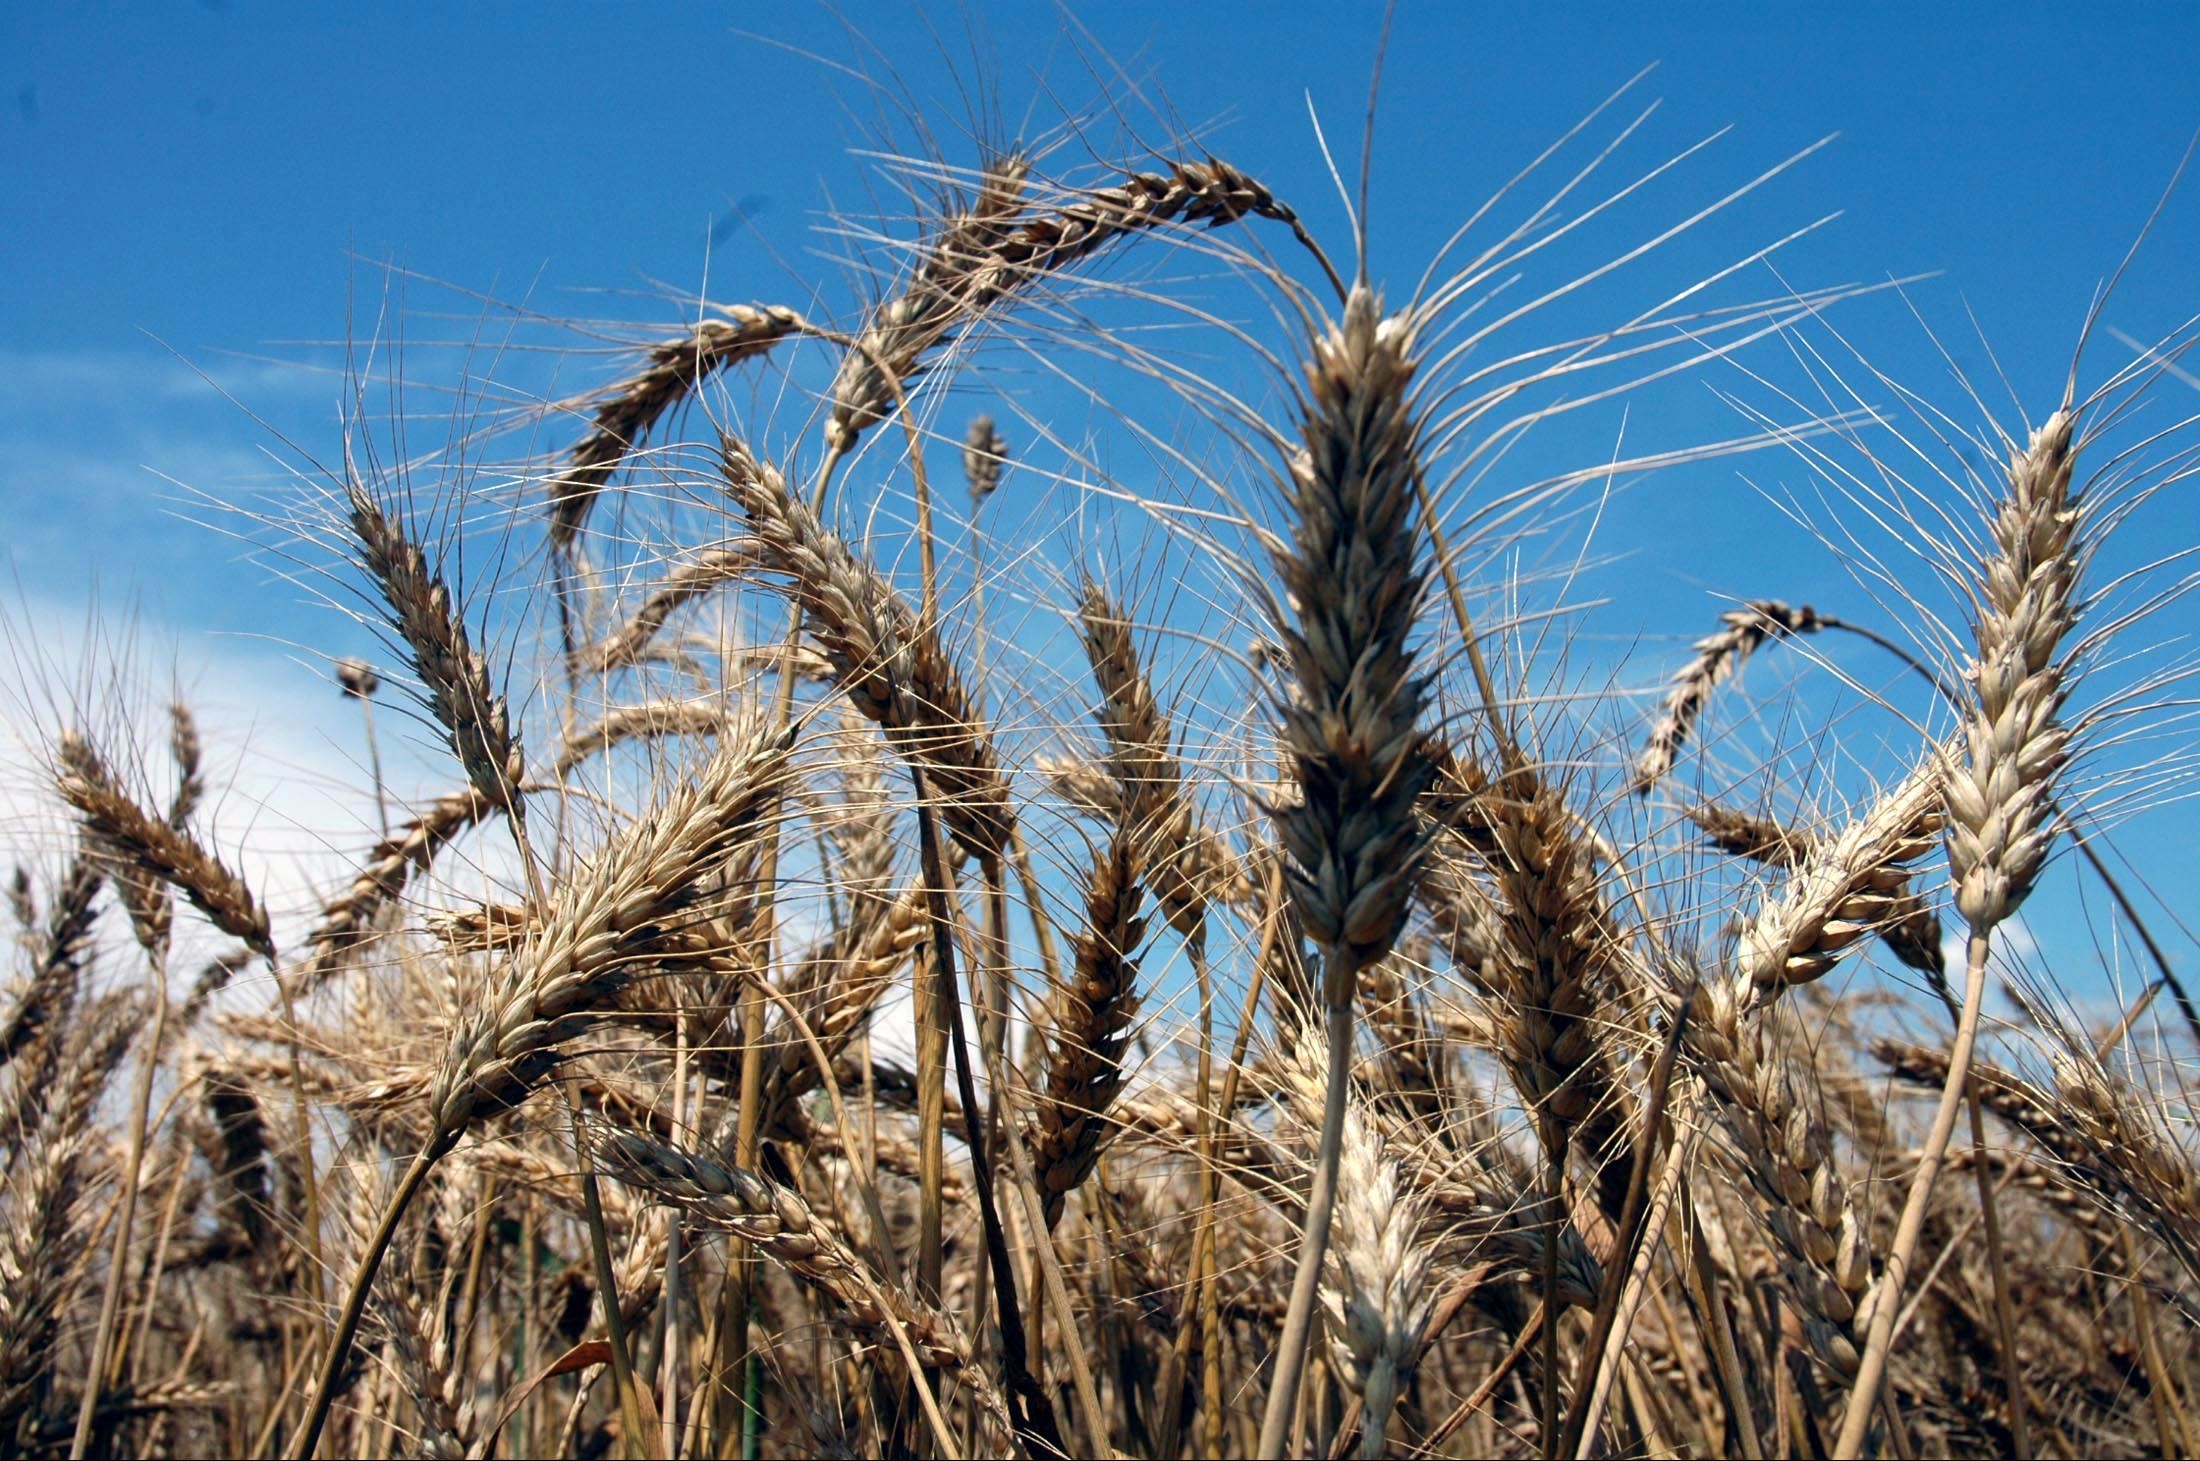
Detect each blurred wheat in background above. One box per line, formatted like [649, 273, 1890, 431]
[6, 13, 2200, 1460]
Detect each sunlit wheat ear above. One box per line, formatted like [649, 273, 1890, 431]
[827, 153, 1031, 455]
[1632, 600, 1824, 795]
[1265, 285, 1435, 990]
[584, 546, 759, 672]
[1737, 750, 1944, 1005]
[345, 474, 527, 819]
[549, 303, 808, 552]
[165, 702, 203, 829]
[1256, 281, 1437, 1457]
[1692, 801, 1947, 986]
[719, 437, 1013, 861]
[424, 711, 792, 1150]
[54, 731, 274, 961]
[826, 154, 1324, 461]
[1945, 410, 2081, 933]
[1030, 820, 1146, 1229]
[1687, 973, 1872, 1375]
[963, 413, 1009, 508]
[1318, 1070, 1434, 1460]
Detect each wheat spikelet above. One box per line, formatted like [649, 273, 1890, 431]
[1697, 800, 1947, 984]
[0, 996, 142, 1438]
[1464, 765, 1638, 1216]
[55, 732, 273, 960]
[1265, 285, 1434, 989]
[166, 702, 203, 829]
[583, 546, 759, 672]
[825, 156, 1313, 459]
[1633, 600, 1824, 795]
[720, 437, 1013, 860]
[296, 788, 496, 988]
[826, 154, 1033, 454]
[1077, 580, 1209, 937]
[550, 303, 807, 550]
[1688, 974, 1871, 1373]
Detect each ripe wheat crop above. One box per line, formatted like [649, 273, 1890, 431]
[6, 22, 2200, 1461]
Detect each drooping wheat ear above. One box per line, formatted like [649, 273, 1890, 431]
[549, 303, 807, 550]
[1737, 751, 1944, 1005]
[1874, 1040, 2085, 1167]
[1946, 410, 2082, 932]
[372, 1286, 467, 1461]
[1632, 600, 1824, 795]
[1030, 821, 1146, 1228]
[295, 787, 496, 989]
[1077, 579, 1207, 937]
[344, 473, 527, 816]
[720, 437, 1013, 860]
[425, 711, 793, 1149]
[55, 731, 273, 960]
[826, 155, 1319, 458]
[0, 858, 96, 1070]
[963, 413, 1009, 508]
[825, 153, 1032, 455]
[166, 702, 203, 829]
[0, 995, 141, 1437]
[583, 546, 760, 672]
[1688, 973, 1871, 1376]
[2053, 1051, 2200, 1286]
[1318, 1065, 1435, 1461]
[1257, 283, 1435, 1457]
[1695, 801, 1947, 985]
[594, 1124, 974, 1371]
[56, 734, 171, 958]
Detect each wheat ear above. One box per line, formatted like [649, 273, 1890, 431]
[290, 712, 792, 1460]
[549, 303, 807, 550]
[345, 474, 527, 822]
[963, 412, 1009, 507]
[1736, 752, 1944, 1005]
[1838, 409, 2082, 1459]
[1632, 600, 1824, 794]
[1030, 820, 1146, 1228]
[1257, 283, 1434, 1459]
[55, 732, 273, 960]
[720, 437, 1014, 860]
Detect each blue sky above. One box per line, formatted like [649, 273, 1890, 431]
[5, 3, 2199, 1012]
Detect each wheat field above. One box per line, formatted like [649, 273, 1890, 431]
[7, 27, 2200, 1461]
